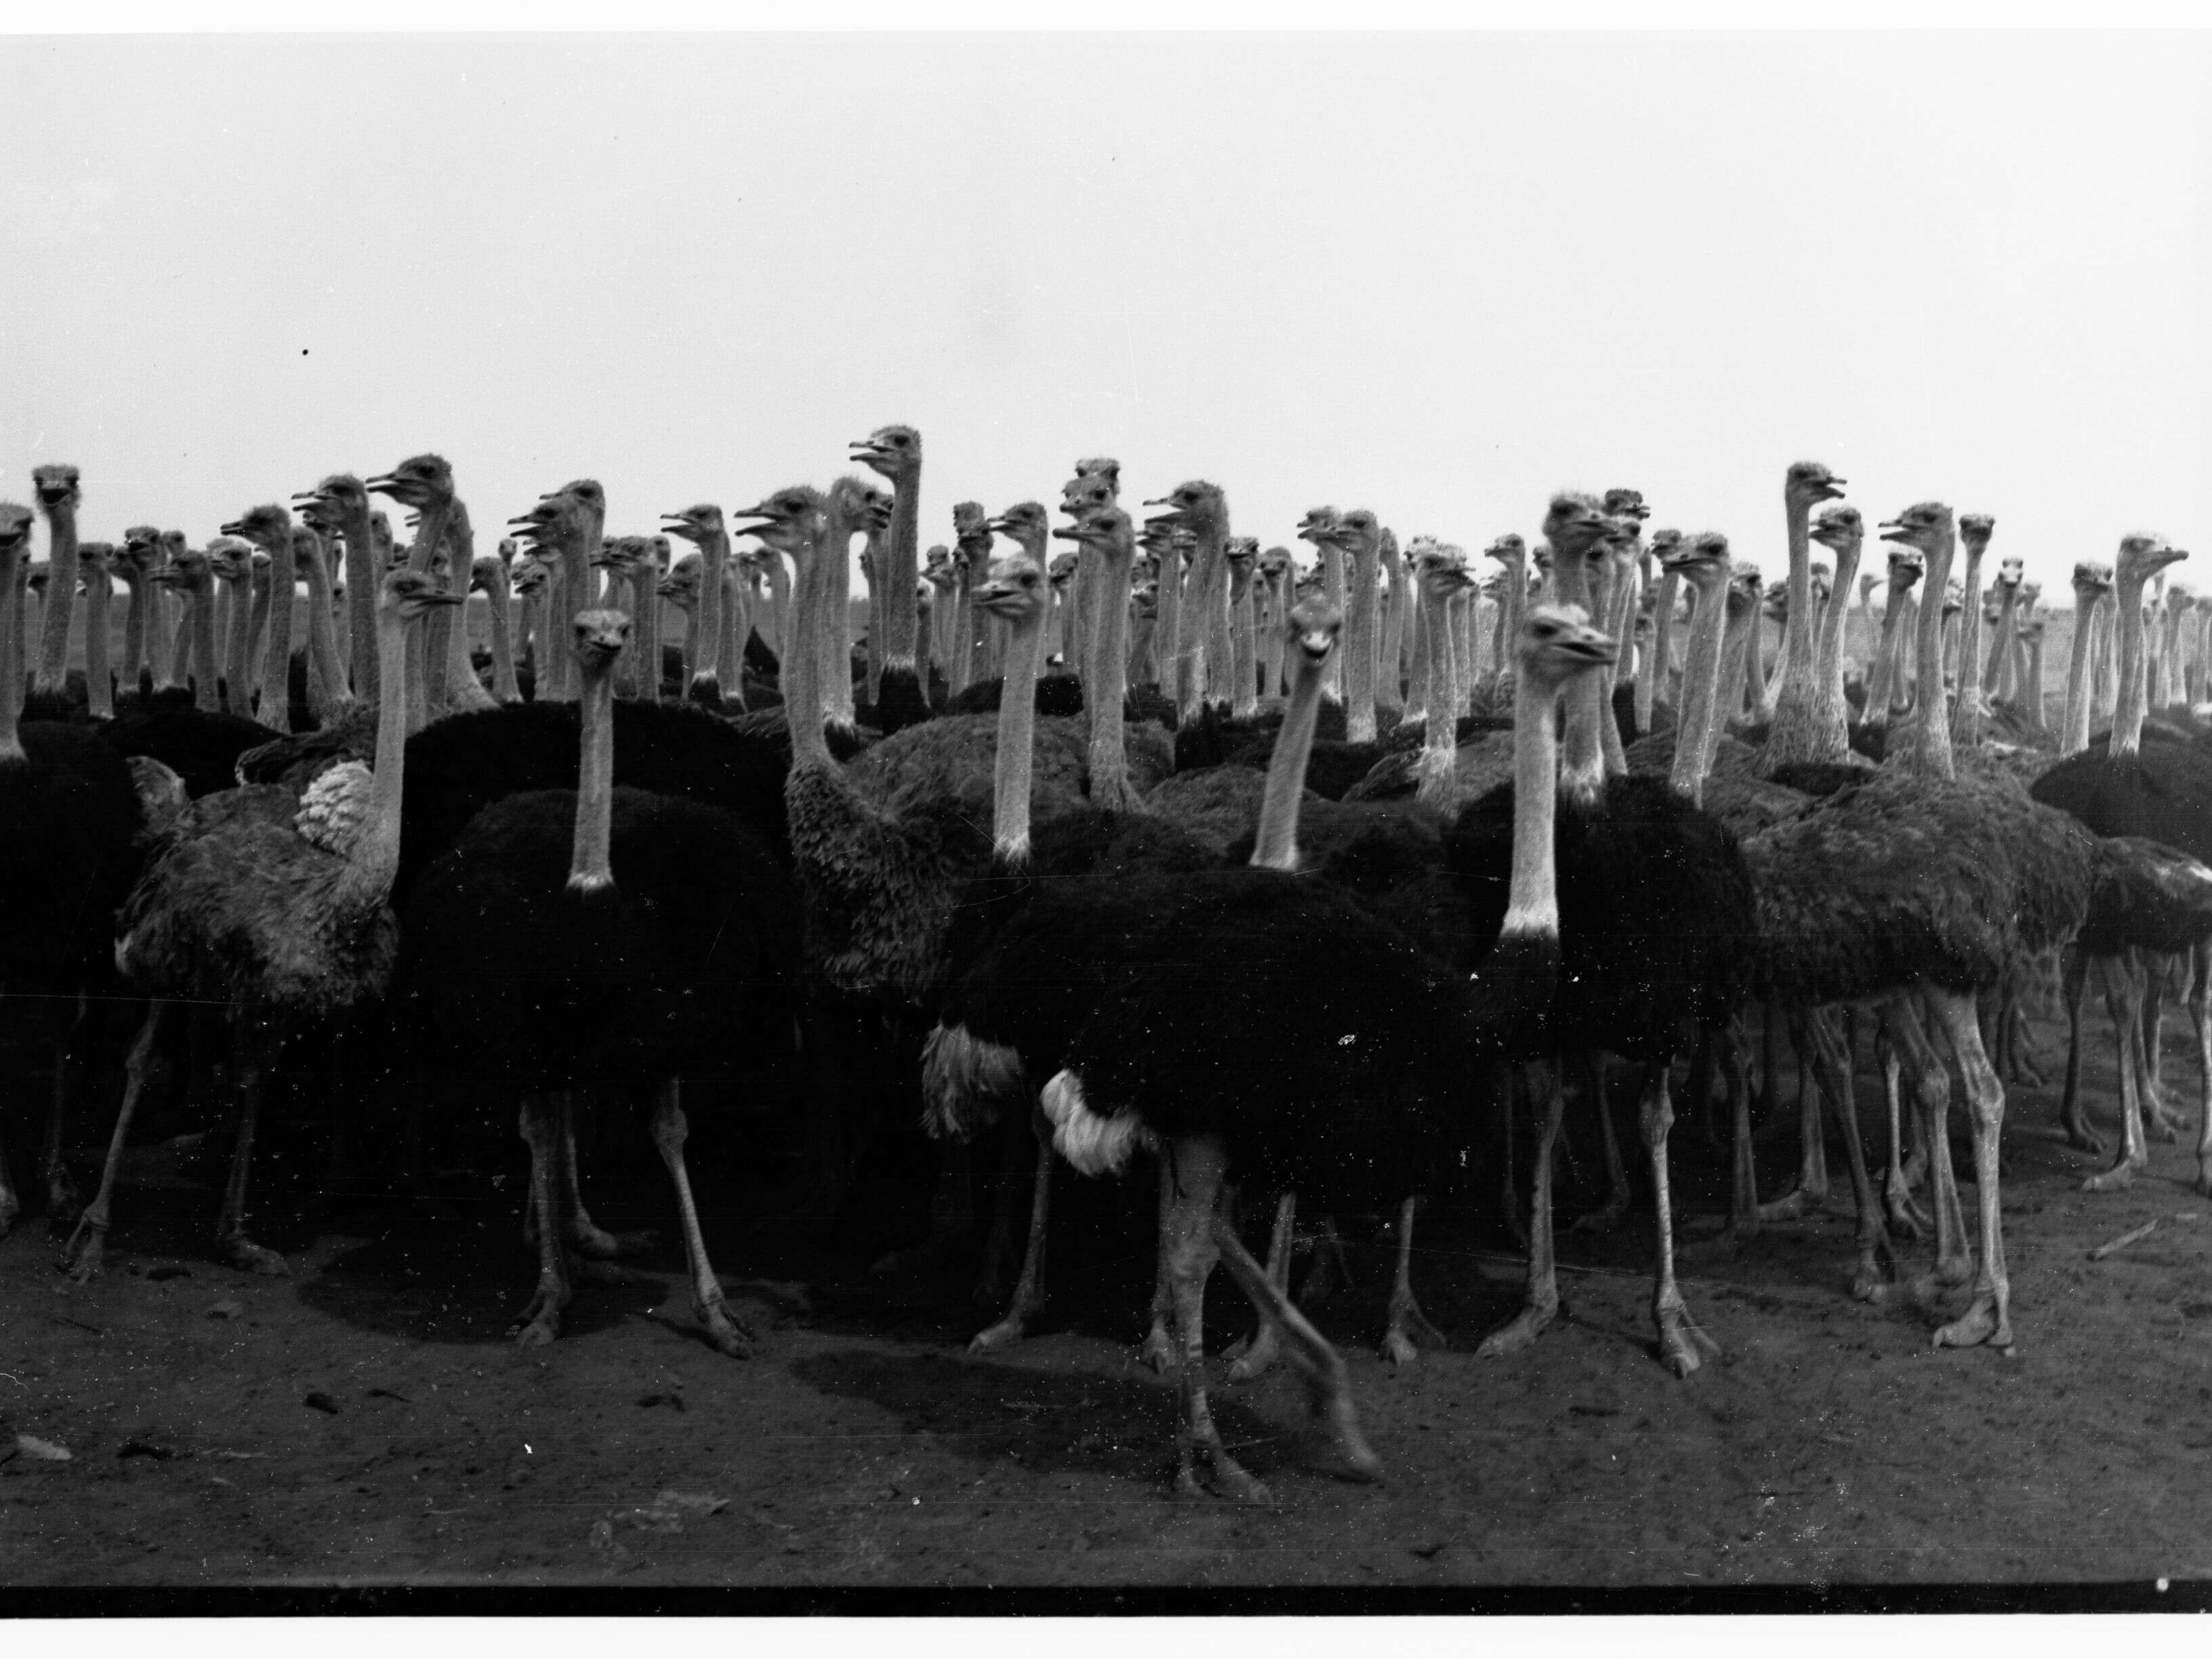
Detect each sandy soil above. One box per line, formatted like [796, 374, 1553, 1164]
[3, 991, 2210, 1593]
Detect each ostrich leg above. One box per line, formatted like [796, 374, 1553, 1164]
[2083, 953, 2152, 1193]
[1210, 1202, 1381, 1485]
[1225, 1191, 1295, 1380]
[512, 1095, 572, 1348]
[1868, 994, 1973, 1313]
[1802, 1010, 1898, 1303]
[1477, 1060, 1565, 1359]
[61, 1000, 167, 1282]
[1757, 1008, 1830, 1220]
[2189, 937, 2212, 1197]
[1637, 1063, 1719, 1376]
[2140, 953, 2190, 1141]
[1139, 1159, 1177, 1373]
[970, 1113, 1031, 1307]
[1922, 987, 2014, 1350]
[1380, 1195, 1450, 1365]
[968, 1105, 1055, 1354]
[554, 1090, 655, 1262]
[39, 993, 89, 1223]
[1878, 1005, 1932, 1239]
[1158, 1137, 1268, 1503]
[647, 1079, 753, 1357]
[2057, 950, 2104, 1155]
[216, 1025, 288, 1275]
[1573, 1054, 1632, 1233]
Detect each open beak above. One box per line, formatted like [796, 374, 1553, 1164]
[219, 518, 247, 537]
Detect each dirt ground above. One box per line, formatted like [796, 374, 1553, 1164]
[3, 988, 2210, 1597]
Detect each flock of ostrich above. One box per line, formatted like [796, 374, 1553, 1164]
[3, 432, 2212, 1506]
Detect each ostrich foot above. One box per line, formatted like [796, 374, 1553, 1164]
[1755, 1186, 1816, 1223]
[1849, 1237, 1899, 1304]
[2081, 1160, 2140, 1194]
[1226, 1323, 1282, 1383]
[693, 1295, 756, 1359]
[1315, 1395, 1386, 1483]
[509, 1282, 566, 1348]
[1570, 1194, 1629, 1234]
[1883, 1179, 1933, 1241]
[44, 1168, 81, 1229]
[2195, 1158, 2212, 1200]
[1474, 1298, 1558, 1360]
[1138, 1318, 1176, 1374]
[568, 1220, 656, 1260]
[1175, 1446, 1272, 1506]
[1380, 1293, 1449, 1366]
[2059, 1111, 2106, 1157]
[59, 1212, 110, 1283]
[1931, 1293, 2013, 1351]
[2146, 1101, 2189, 1143]
[571, 1258, 653, 1288]
[1654, 1293, 1720, 1379]
[1872, 1256, 1973, 1310]
[966, 1310, 1034, 1355]
[221, 1236, 289, 1277]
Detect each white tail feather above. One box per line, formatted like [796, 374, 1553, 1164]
[1041, 1069, 1155, 1178]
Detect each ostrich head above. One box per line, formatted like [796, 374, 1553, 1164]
[2019, 580, 2043, 615]
[205, 537, 255, 583]
[569, 607, 632, 672]
[1258, 545, 1292, 586]
[987, 501, 1050, 559]
[468, 552, 506, 593]
[1378, 526, 1401, 569]
[1878, 501, 1951, 552]
[1957, 513, 1995, 552]
[287, 525, 328, 575]
[1046, 552, 1077, 594]
[951, 501, 994, 563]
[1142, 481, 1227, 539]
[220, 503, 294, 554]
[924, 545, 956, 590]
[1995, 553, 2024, 590]
[0, 502, 33, 559]
[293, 474, 369, 531]
[77, 540, 116, 583]
[661, 503, 724, 548]
[1485, 532, 1528, 569]
[152, 545, 211, 594]
[659, 554, 701, 609]
[1727, 564, 1765, 617]
[1785, 462, 1846, 510]
[1284, 594, 1343, 668]
[1132, 579, 1159, 620]
[1940, 578, 1965, 619]
[1809, 562, 1833, 606]
[1051, 504, 1134, 561]
[1292, 506, 1340, 548]
[1647, 527, 1683, 560]
[1061, 459, 1120, 516]
[973, 542, 1048, 626]
[1885, 548, 1925, 590]
[1223, 535, 1258, 580]
[733, 488, 822, 562]
[1414, 544, 1473, 602]
[1332, 510, 1381, 562]
[1810, 504, 1862, 554]
[2116, 533, 2187, 583]
[1660, 530, 1730, 584]
[514, 558, 552, 600]
[851, 424, 921, 486]
[119, 526, 161, 580]
[1541, 494, 1610, 564]
[31, 464, 81, 514]
[2018, 616, 2047, 647]
[1601, 488, 1650, 524]
[859, 485, 894, 537]
[1520, 604, 1619, 678]
[365, 454, 454, 512]
[591, 535, 649, 578]
[382, 567, 463, 622]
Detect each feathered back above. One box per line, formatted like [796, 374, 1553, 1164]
[295, 760, 376, 858]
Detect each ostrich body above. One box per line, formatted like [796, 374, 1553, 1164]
[0, 504, 147, 1235]
[67, 571, 457, 1277]
[398, 607, 800, 1353]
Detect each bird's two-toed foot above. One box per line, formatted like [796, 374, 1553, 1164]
[966, 1308, 1036, 1355]
[1137, 1321, 1176, 1374]
[1654, 1296, 1719, 1378]
[1174, 1443, 1271, 1505]
[1225, 1324, 1281, 1382]
[1932, 1294, 2012, 1351]
[2059, 1114, 2106, 1158]
[1870, 1256, 1972, 1311]
[2146, 1101, 2190, 1143]
[1755, 1183, 1830, 1223]
[58, 1212, 110, 1284]
[2081, 1156, 2146, 1194]
[222, 1235, 289, 1276]
[1381, 1294, 1448, 1366]
[1849, 1242, 1898, 1304]
[1883, 1179, 1932, 1240]
[695, 1296, 755, 1359]
[1474, 1299, 1557, 1360]
[509, 1284, 566, 1348]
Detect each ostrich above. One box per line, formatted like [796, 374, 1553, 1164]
[472, 548, 522, 704]
[1450, 498, 1757, 1378]
[1982, 554, 2026, 707]
[2033, 533, 2212, 1193]
[1734, 501, 2095, 1349]
[29, 466, 84, 701]
[659, 552, 700, 689]
[0, 503, 147, 1235]
[367, 455, 495, 722]
[396, 606, 800, 1353]
[1635, 528, 1684, 737]
[77, 540, 117, 720]
[1857, 546, 1925, 747]
[853, 424, 930, 733]
[981, 607, 1611, 1499]
[293, 525, 350, 728]
[115, 526, 161, 704]
[62, 570, 457, 1278]
[591, 537, 656, 699]
[218, 505, 300, 733]
[661, 505, 730, 709]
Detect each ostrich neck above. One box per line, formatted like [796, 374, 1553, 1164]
[2025, 633, 2046, 728]
[1866, 579, 1912, 721]
[225, 571, 254, 718]
[1502, 666, 1568, 940]
[1418, 587, 1458, 791]
[693, 527, 727, 692]
[1446, 590, 1469, 724]
[569, 653, 618, 890]
[2060, 592, 2100, 755]
[1743, 604, 1774, 720]
[1380, 552, 1408, 712]
[1176, 524, 1227, 721]
[1907, 527, 1959, 777]
[1087, 541, 1136, 806]
[1717, 602, 1756, 739]
[676, 596, 699, 686]
[882, 467, 920, 676]
[190, 583, 220, 712]
[1552, 551, 1604, 804]
[1639, 568, 1680, 730]
[2112, 565, 2154, 758]
[821, 521, 855, 729]
[333, 605, 416, 914]
[300, 538, 347, 721]
[33, 498, 79, 692]
[484, 566, 518, 702]
[1319, 543, 1346, 704]
[1951, 541, 1988, 740]
[1981, 581, 2020, 695]
[337, 504, 381, 707]
[1251, 642, 1329, 872]
[1155, 548, 1183, 699]
[161, 576, 191, 690]
[1811, 532, 1863, 726]
[82, 569, 113, 718]
[119, 569, 148, 697]
[1775, 493, 1817, 705]
[436, 503, 487, 713]
[1671, 575, 1729, 803]
[256, 545, 295, 731]
[1227, 563, 1257, 720]
[992, 603, 1047, 862]
[0, 539, 24, 758]
[1344, 541, 1380, 741]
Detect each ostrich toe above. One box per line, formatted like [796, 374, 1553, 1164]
[966, 1313, 1031, 1355]
[1473, 1299, 1557, 1360]
[1883, 1179, 1932, 1241]
[1380, 1292, 1448, 1366]
[695, 1297, 755, 1359]
[1225, 1324, 1282, 1382]
[1932, 1294, 2013, 1351]
[2081, 1158, 2143, 1194]
[2146, 1100, 2189, 1142]
[1654, 1292, 1719, 1378]
[59, 1212, 109, 1284]
[1137, 1319, 1176, 1374]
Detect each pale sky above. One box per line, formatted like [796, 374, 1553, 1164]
[5, 30, 2209, 599]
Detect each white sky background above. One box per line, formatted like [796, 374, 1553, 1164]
[4, 28, 2210, 599]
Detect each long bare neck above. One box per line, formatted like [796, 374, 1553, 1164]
[1813, 535, 1862, 722]
[676, 596, 699, 687]
[485, 567, 518, 703]
[1227, 564, 1256, 719]
[0, 547, 24, 759]
[119, 568, 149, 699]
[333, 605, 416, 914]
[1950, 541, 1988, 743]
[569, 651, 618, 890]
[33, 501, 78, 692]
[883, 471, 920, 677]
[787, 536, 836, 772]
[1743, 605, 1774, 722]
[634, 565, 663, 703]
[693, 529, 727, 695]
[1318, 544, 1346, 704]
[2112, 567, 2154, 758]
[1908, 537, 1959, 777]
[1155, 548, 1183, 699]
[1553, 552, 1604, 805]
[1502, 667, 1567, 941]
[722, 567, 747, 710]
[1416, 587, 1458, 811]
[1177, 530, 1226, 721]
[256, 550, 294, 731]
[436, 504, 491, 715]
[1344, 542, 1379, 741]
[1776, 493, 1818, 712]
[2060, 594, 2099, 754]
[188, 582, 220, 711]
[822, 527, 855, 729]
[1380, 554, 1408, 712]
[993, 605, 1047, 861]
[1088, 544, 1136, 808]
[331, 508, 377, 707]
[2025, 632, 2046, 729]
[1250, 644, 1328, 871]
[1866, 581, 1910, 722]
[82, 567, 113, 718]
[300, 541, 348, 722]
[1981, 583, 2019, 695]
[224, 571, 254, 716]
[1672, 577, 1729, 802]
[1639, 569, 1679, 731]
